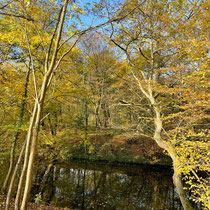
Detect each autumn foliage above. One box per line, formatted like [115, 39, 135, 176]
[0, 0, 209, 209]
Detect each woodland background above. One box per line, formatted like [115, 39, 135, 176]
[0, 0, 209, 209]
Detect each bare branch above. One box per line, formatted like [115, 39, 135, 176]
[58, 4, 140, 50]
[47, 0, 69, 77]
[53, 35, 81, 72]
[45, 5, 63, 72]
[139, 47, 150, 60]
[0, 2, 11, 10]
[31, 22, 47, 57]
[25, 27, 39, 101]
[40, 113, 50, 122]
[0, 12, 34, 21]
[110, 39, 127, 54]
[131, 71, 150, 99]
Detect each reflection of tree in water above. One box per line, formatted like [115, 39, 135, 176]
[31, 162, 183, 210]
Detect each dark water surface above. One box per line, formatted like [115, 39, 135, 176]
[28, 161, 184, 210]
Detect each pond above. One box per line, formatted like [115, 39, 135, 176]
[29, 160, 184, 210]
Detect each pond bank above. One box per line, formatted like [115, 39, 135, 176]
[59, 133, 172, 166]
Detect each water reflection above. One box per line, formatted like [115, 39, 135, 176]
[31, 161, 183, 209]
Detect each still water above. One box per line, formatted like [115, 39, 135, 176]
[29, 161, 183, 210]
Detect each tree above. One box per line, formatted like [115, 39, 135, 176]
[1, 0, 208, 209]
[0, 21, 32, 194]
[0, 0, 133, 209]
[109, 0, 209, 209]
[80, 33, 117, 128]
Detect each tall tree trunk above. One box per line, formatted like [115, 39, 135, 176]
[103, 103, 110, 128]
[2, 67, 31, 194]
[20, 102, 42, 210]
[173, 171, 193, 210]
[2, 132, 19, 194]
[129, 39, 194, 210]
[15, 102, 38, 210]
[95, 101, 101, 128]
[85, 100, 88, 130]
[19, 1, 69, 209]
[148, 91, 194, 210]
[5, 140, 26, 210]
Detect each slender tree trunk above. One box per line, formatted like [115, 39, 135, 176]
[54, 113, 58, 136]
[40, 162, 54, 195]
[5, 140, 26, 210]
[21, 102, 42, 210]
[173, 171, 193, 210]
[132, 60, 193, 209]
[2, 67, 31, 194]
[18, 76, 52, 210]
[15, 102, 38, 210]
[95, 100, 102, 128]
[19, 1, 69, 209]
[150, 40, 193, 209]
[48, 116, 55, 136]
[85, 101, 88, 129]
[104, 103, 110, 127]
[2, 132, 19, 194]
[148, 93, 194, 210]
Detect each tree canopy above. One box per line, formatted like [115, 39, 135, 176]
[0, 0, 209, 209]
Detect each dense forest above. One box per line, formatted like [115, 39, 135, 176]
[0, 0, 209, 209]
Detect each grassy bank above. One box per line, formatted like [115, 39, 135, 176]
[55, 131, 172, 166]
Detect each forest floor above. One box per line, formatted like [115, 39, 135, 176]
[0, 195, 70, 210]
